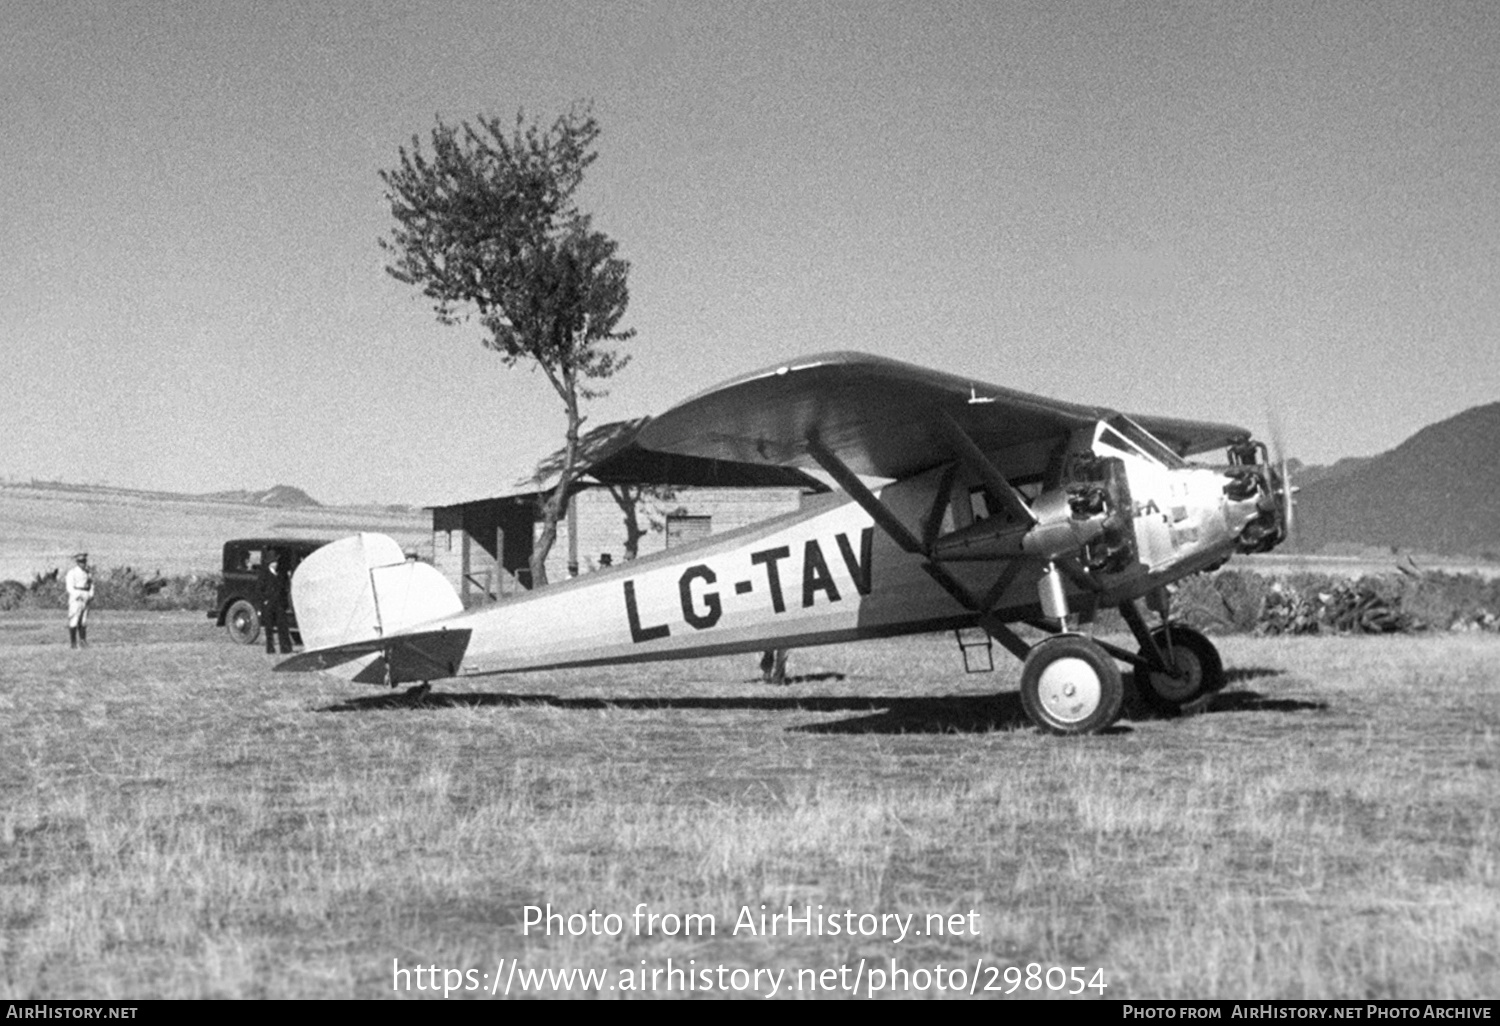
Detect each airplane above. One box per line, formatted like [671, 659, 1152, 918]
[276, 351, 1293, 735]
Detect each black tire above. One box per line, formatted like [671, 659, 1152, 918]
[1136, 624, 1225, 715]
[225, 599, 261, 645]
[1019, 635, 1124, 735]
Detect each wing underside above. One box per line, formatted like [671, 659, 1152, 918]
[636, 352, 1245, 480]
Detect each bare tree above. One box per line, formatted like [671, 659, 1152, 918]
[526, 418, 676, 563]
[604, 482, 679, 561]
[380, 105, 633, 586]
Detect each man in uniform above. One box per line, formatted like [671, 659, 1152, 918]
[65, 551, 94, 648]
[259, 549, 294, 655]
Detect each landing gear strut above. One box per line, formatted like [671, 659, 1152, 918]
[1015, 561, 1124, 735]
[1118, 594, 1226, 715]
[1015, 575, 1227, 730]
[801, 423, 1213, 736]
[1133, 624, 1225, 714]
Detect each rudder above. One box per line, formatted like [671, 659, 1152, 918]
[291, 534, 464, 655]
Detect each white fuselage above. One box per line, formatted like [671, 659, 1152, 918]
[291, 420, 1259, 685]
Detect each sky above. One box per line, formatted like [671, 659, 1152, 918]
[4, 1, 1497, 506]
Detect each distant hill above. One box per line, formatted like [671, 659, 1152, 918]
[1291, 402, 1500, 557]
[0, 480, 429, 581]
[200, 484, 321, 507]
[1287, 456, 1374, 489]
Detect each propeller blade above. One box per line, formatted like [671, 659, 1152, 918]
[1265, 402, 1297, 548]
[1279, 455, 1297, 546]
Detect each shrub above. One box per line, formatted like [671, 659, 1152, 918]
[4, 566, 221, 612]
[143, 573, 220, 611]
[1172, 569, 1272, 634]
[0, 580, 26, 611]
[27, 570, 64, 610]
[1399, 571, 1500, 632]
[1161, 567, 1500, 637]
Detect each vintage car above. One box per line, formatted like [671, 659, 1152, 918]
[208, 538, 328, 645]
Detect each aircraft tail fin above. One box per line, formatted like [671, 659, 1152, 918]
[287, 533, 466, 681]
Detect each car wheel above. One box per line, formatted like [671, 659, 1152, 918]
[225, 599, 261, 645]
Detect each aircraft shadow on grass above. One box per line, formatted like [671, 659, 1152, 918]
[314, 665, 1325, 736]
[318, 688, 1037, 734]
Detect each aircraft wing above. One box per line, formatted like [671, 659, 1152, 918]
[636, 351, 1245, 479]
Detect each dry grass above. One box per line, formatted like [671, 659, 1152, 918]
[1241, 551, 1500, 580]
[0, 483, 428, 581]
[1, 610, 1496, 999]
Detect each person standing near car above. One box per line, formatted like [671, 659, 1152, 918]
[259, 549, 294, 655]
[65, 551, 94, 648]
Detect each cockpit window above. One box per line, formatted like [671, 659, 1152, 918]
[1099, 416, 1187, 468]
[1097, 426, 1143, 459]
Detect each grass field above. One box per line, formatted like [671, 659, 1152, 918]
[1240, 551, 1500, 581]
[1, 610, 1495, 999]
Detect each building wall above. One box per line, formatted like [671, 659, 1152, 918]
[430, 486, 808, 601]
[547, 486, 808, 579]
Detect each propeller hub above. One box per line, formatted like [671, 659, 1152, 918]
[1226, 439, 1293, 554]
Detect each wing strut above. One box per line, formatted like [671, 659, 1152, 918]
[805, 433, 1032, 661]
[805, 434, 924, 554]
[935, 410, 1038, 528]
[922, 461, 960, 552]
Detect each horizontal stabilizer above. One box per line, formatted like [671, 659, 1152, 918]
[274, 627, 473, 685]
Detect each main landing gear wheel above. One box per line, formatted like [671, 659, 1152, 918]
[1020, 635, 1124, 736]
[1135, 624, 1225, 715]
[225, 600, 261, 645]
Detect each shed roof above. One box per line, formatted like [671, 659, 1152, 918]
[428, 417, 826, 513]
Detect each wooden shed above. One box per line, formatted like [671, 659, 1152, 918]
[428, 419, 826, 604]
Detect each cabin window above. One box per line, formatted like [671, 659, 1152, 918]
[967, 485, 1028, 525]
[968, 487, 992, 522]
[1097, 426, 1145, 460]
[665, 514, 712, 548]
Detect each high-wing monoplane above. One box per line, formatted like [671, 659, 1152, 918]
[277, 352, 1292, 734]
